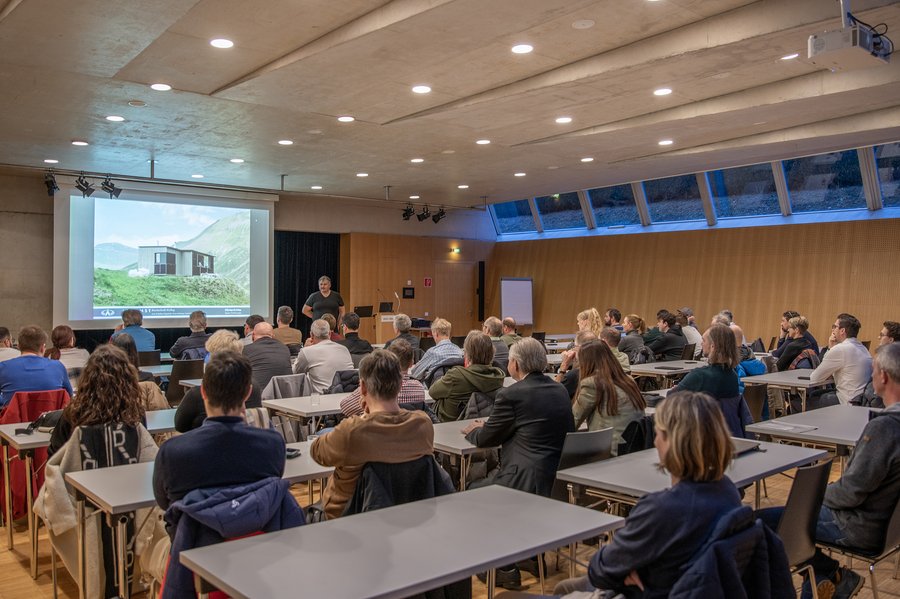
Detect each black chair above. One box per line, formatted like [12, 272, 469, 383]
[681, 343, 696, 360]
[419, 336, 436, 352]
[551, 428, 613, 503]
[743, 384, 768, 424]
[350, 352, 366, 368]
[286, 343, 302, 358]
[531, 332, 546, 344]
[777, 460, 833, 599]
[767, 336, 778, 352]
[449, 336, 466, 348]
[164, 359, 204, 406]
[326, 370, 359, 394]
[138, 350, 160, 366]
[818, 497, 900, 599]
[618, 416, 655, 455]
[750, 337, 765, 353]
[861, 340, 872, 350]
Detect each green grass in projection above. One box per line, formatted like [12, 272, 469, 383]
[93, 268, 249, 306]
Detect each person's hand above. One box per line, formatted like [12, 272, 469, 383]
[828, 332, 838, 349]
[560, 349, 576, 370]
[624, 570, 644, 590]
[461, 420, 484, 435]
[114, 323, 124, 332]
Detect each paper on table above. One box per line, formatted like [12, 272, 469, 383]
[752, 422, 818, 433]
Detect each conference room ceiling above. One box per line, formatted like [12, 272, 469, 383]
[1, 0, 900, 208]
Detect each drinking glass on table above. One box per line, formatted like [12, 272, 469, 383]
[310, 391, 321, 407]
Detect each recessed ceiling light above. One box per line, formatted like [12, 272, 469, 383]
[230, 158, 244, 163]
[555, 116, 573, 124]
[511, 44, 533, 54]
[409, 195, 420, 199]
[337, 115, 355, 122]
[210, 38, 234, 49]
[307, 129, 323, 135]
[356, 172, 368, 177]
[191, 174, 204, 178]
[457, 184, 469, 189]
[572, 19, 595, 29]
[410, 158, 424, 163]
[653, 88, 672, 96]
[71, 140, 89, 146]
[580, 157, 594, 163]
[658, 139, 674, 146]
[475, 139, 491, 145]
[278, 140, 294, 145]
[547, 165, 560, 170]
[44, 159, 58, 164]
[311, 185, 323, 190]
[780, 53, 800, 60]
[128, 100, 146, 107]
[411, 85, 431, 94]
[150, 83, 171, 91]
[514, 172, 526, 177]
[105, 115, 125, 122]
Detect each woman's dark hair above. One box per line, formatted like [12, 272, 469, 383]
[64, 344, 144, 427]
[577, 341, 645, 416]
[111, 333, 141, 371]
[45, 325, 76, 360]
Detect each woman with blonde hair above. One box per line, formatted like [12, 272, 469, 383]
[554, 391, 741, 597]
[576, 308, 604, 338]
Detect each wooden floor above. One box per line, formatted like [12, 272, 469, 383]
[1, 467, 897, 599]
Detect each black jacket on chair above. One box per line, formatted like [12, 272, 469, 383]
[465, 372, 574, 497]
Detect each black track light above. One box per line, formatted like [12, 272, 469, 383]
[100, 175, 123, 199]
[402, 204, 414, 220]
[432, 208, 446, 224]
[416, 205, 430, 222]
[75, 173, 95, 197]
[44, 171, 59, 196]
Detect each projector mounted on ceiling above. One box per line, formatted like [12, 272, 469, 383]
[808, 24, 890, 70]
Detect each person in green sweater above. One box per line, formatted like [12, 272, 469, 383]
[572, 341, 646, 456]
[428, 330, 505, 422]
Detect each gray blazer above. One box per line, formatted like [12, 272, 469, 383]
[243, 337, 292, 393]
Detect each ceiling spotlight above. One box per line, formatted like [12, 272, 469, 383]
[44, 171, 58, 196]
[191, 174, 204, 178]
[105, 115, 125, 122]
[310, 185, 323, 190]
[411, 85, 431, 94]
[475, 139, 491, 145]
[658, 139, 674, 146]
[72, 140, 89, 146]
[457, 184, 469, 189]
[210, 38, 234, 49]
[580, 157, 594, 163]
[44, 159, 58, 164]
[511, 44, 533, 54]
[402, 204, 414, 220]
[356, 172, 368, 177]
[75, 173, 95, 197]
[278, 140, 294, 145]
[100, 175, 123, 199]
[410, 158, 424, 163]
[409, 195, 420, 199]
[514, 172, 526, 177]
[653, 88, 672, 96]
[780, 53, 800, 60]
[432, 207, 446, 223]
[416, 205, 431, 222]
[150, 83, 172, 91]
[555, 116, 572, 124]
[230, 158, 244, 163]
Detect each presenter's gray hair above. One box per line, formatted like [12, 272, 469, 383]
[318, 275, 332, 285]
[310, 319, 330, 340]
[394, 313, 412, 333]
[509, 337, 547, 374]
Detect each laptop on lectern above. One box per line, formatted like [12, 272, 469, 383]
[354, 305, 373, 318]
[378, 301, 393, 313]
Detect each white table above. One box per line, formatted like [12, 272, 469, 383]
[629, 360, 706, 387]
[179, 378, 202, 389]
[144, 409, 176, 434]
[264, 392, 434, 429]
[160, 352, 173, 363]
[545, 333, 575, 342]
[180, 485, 624, 599]
[432, 419, 496, 491]
[546, 353, 563, 368]
[557, 440, 828, 511]
[143, 364, 173, 377]
[741, 369, 832, 411]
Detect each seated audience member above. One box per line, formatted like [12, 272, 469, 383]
[809, 313, 872, 407]
[672, 325, 750, 438]
[646, 311, 687, 361]
[758, 342, 900, 599]
[880, 321, 900, 346]
[775, 316, 813, 371]
[732, 323, 766, 393]
[600, 327, 630, 372]
[272, 305, 302, 345]
[857, 321, 900, 408]
[155, 351, 287, 510]
[500, 317, 522, 348]
[677, 306, 697, 328]
[773, 310, 820, 358]
[556, 331, 597, 399]
[618, 314, 646, 362]
[603, 308, 624, 332]
[321, 313, 344, 342]
[676, 312, 702, 358]
[311, 350, 434, 519]
[553, 392, 746, 598]
[0, 325, 72, 408]
[0, 327, 20, 362]
[383, 313, 419, 350]
[576, 308, 604, 339]
[710, 312, 731, 327]
[573, 341, 645, 455]
[411, 317, 463, 381]
[717, 308, 748, 345]
[244, 322, 292, 392]
[482, 316, 510, 370]
[175, 330, 263, 433]
[44, 325, 90, 387]
[169, 310, 212, 359]
[240, 314, 265, 346]
[49, 344, 147, 456]
[340, 339, 426, 417]
[111, 308, 156, 351]
[111, 333, 155, 382]
[292, 319, 354, 394]
[642, 309, 669, 345]
[429, 331, 505, 422]
[337, 312, 374, 355]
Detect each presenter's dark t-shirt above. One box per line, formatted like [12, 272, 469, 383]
[305, 291, 344, 320]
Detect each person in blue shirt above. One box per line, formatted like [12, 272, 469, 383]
[110, 309, 156, 351]
[0, 325, 73, 407]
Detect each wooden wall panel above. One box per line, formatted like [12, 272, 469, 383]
[486, 219, 900, 349]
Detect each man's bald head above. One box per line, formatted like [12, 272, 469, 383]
[253, 322, 275, 340]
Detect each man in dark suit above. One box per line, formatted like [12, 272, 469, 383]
[463, 336, 574, 589]
[242, 322, 292, 392]
[337, 312, 374, 356]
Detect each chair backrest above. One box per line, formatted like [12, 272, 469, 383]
[261, 373, 310, 400]
[326, 370, 359, 394]
[551, 429, 613, 501]
[750, 338, 765, 353]
[350, 352, 366, 368]
[459, 389, 499, 420]
[165, 359, 205, 406]
[681, 343, 696, 360]
[343, 456, 454, 516]
[138, 350, 161, 366]
[618, 416, 655, 455]
[531, 332, 546, 343]
[425, 357, 465, 388]
[633, 346, 655, 365]
[777, 459, 833, 567]
[449, 335, 466, 348]
[286, 343, 302, 358]
[767, 336, 777, 351]
[881, 495, 900, 556]
[243, 407, 273, 429]
[419, 336, 436, 352]
[742, 385, 767, 424]
[861, 340, 871, 350]
[412, 347, 425, 363]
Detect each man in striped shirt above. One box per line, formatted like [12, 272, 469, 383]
[411, 318, 464, 383]
[340, 339, 426, 417]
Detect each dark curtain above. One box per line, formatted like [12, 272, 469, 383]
[274, 231, 341, 340]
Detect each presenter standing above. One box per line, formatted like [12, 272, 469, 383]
[302, 275, 345, 323]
